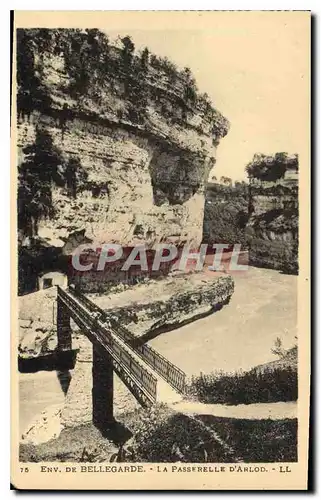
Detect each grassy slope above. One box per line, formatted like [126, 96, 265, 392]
[20, 404, 297, 463]
[188, 345, 297, 405]
[19, 423, 117, 463]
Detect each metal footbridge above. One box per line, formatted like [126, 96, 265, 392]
[57, 286, 186, 429]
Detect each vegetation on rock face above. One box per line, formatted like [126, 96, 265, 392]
[18, 126, 86, 237]
[203, 169, 298, 273]
[17, 29, 53, 117]
[203, 181, 249, 247]
[16, 28, 229, 137]
[248, 208, 298, 239]
[18, 127, 64, 237]
[16, 28, 230, 256]
[204, 152, 298, 251]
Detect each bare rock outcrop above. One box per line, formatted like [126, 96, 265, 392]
[93, 272, 234, 337]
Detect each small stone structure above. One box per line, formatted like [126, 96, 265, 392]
[38, 271, 67, 290]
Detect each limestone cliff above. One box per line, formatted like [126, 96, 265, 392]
[17, 29, 229, 251]
[245, 153, 298, 274]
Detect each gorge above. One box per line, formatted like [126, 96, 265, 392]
[16, 29, 298, 462]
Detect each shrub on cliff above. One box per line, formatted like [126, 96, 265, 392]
[203, 182, 249, 247]
[16, 28, 229, 137]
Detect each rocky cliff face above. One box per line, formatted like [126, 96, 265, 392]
[17, 29, 229, 251]
[245, 153, 299, 274]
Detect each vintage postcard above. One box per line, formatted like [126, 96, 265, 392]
[11, 10, 311, 490]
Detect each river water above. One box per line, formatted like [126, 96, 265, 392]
[150, 266, 297, 375]
[19, 266, 297, 436]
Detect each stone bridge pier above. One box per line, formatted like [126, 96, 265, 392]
[92, 344, 114, 430]
[57, 301, 114, 431]
[57, 301, 72, 351]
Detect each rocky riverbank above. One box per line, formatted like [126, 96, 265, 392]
[18, 271, 234, 357]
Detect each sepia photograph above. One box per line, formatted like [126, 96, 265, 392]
[11, 10, 310, 490]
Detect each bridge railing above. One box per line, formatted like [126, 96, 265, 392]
[57, 287, 158, 402]
[68, 287, 186, 394]
[114, 323, 186, 394]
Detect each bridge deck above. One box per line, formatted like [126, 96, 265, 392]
[58, 287, 183, 406]
[68, 287, 186, 394]
[107, 331, 183, 405]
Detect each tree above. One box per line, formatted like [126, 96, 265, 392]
[121, 36, 135, 70]
[18, 128, 65, 236]
[140, 47, 149, 73]
[271, 337, 287, 359]
[245, 153, 291, 182]
[149, 54, 159, 68]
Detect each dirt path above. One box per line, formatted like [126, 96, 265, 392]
[171, 400, 297, 420]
